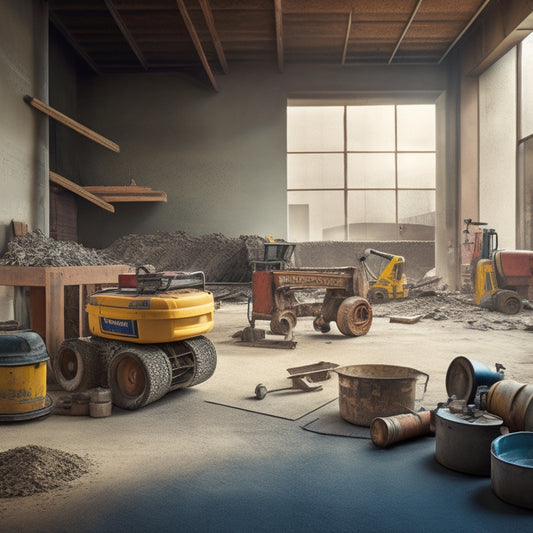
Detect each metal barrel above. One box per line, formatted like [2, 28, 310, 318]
[370, 410, 432, 448]
[487, 380, 533, 431]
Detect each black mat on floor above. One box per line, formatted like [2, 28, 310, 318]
[300, 401, 371, 439]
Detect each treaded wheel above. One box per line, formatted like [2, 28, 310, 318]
[107, 345, 172, 410]
[53, 338, 102, 392]
[270, 310, 297, 335]
[181, 336, 217, 387]
[367, 287, 389, 303]
[336, 296, 373, 337]
[494, 290, 522, 315]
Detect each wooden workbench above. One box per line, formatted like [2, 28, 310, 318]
[0, 265, 133, 358]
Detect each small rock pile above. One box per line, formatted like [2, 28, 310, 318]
[0, 444, 92, 498]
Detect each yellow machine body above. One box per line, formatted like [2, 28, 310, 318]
[474, 258, 497, 305]
[371, 255, 409, 299]
[87, 288, 214, 344]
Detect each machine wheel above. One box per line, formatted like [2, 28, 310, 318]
[494, 290, 522, 315]
[53, 338, 102, 392]
[180, 336, 217, 388]
[336, 296, 373, 337]
[107, 345, 172, 410]
[367, 287, 389, 303]
[270, 310, 297, 335]
[313, 316, 331, 334]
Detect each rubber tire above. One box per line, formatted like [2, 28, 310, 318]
[336, 296, 373, 337]
[494, 290, 522, 315]
[313, 316, 331, 334]
[107, 345, 172, 410]
[181, 336, 217, 387]
[270, 310, 297, 335]
[367, 287, 389, 303]
[53, 338, 102, 392]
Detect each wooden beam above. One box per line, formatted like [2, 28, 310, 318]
[388, 0, 423, 64]
[84, 184, 167, 203]
[274, 0, 284, 72]
[341, 10, 352, 65]
[49, 171, 116, 213]
[25, 96, 120, 153]
[175, 0, 218, 91]
[199, 0, 229, 74]
[104, 0, 149, 70]
[49, 11, 101, 75]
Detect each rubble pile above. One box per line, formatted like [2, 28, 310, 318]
[0, 445, 92, 497]
[104, 231, 265, 282]
[0, 230, 115, 267]
[0, 230, 266, 282]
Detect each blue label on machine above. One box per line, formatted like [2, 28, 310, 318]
[100, 317, 138, 338]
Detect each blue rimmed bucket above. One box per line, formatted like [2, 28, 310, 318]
[445, 356, 503, 404]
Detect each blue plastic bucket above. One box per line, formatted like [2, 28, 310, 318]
[445, 356, 503, 403]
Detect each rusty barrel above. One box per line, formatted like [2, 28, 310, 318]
[370, 410, 432, 448]
[336, 364, 429, 427]
[487, 380, 533, 431]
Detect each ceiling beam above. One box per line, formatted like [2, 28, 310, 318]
[341, 10, 352, 65]
[175, 0, 218, 91]
[438, 0, 492, 64]
[199, 0, 228, 74]
[104, 0, 148, 70]
[274, 0, 284, 72]
[49, 11, 101, 75]
[388, 0, 424, 64]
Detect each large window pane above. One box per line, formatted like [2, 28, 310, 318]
[397, 105, 436, 151]
[287, 106, 344, 152]
[288, 153, 344, 189]
[398, 190, 435, 224]
[521, 32, 533, 138]
[397, 153, 435, 188]
[347, 106, 395, 151]
[288, 190, 344, 241]
[348, 190, 396, 223]
[347, 153, 395, 188]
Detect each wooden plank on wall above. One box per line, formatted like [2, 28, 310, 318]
[84, 184, 167, 202]
[24, 95, 120, 153]
[50, 171, 115, 213]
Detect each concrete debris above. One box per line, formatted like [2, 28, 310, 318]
[0, 230, 266, 283]
[0, 230, 116, 267]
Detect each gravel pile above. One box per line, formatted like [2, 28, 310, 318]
[0, 230, 267, 282]
[0, 230, 116, 267]
[0, 445, 92, 498]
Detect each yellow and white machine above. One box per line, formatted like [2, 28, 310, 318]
[359, 248, 409, 303]
[53, 268, 217, 410]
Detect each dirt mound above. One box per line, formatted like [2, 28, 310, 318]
[0, 445, 92, 498]
[104, 231, 265, 282]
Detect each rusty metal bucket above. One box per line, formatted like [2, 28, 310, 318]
[335, 364, 429, 427]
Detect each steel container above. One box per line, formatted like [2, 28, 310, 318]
[487, 380, 533, 432]
[491, 432, 533, 509]
[435, 407, 503, 476]
[336, 364, 428, 427]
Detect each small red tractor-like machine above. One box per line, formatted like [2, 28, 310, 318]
[463, 219, 533, 314]
[248, 267, 373, 338]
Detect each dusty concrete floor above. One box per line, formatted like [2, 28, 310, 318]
[1, 299, 532, 532]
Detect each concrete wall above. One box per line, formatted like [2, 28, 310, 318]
[0, 0, 48, 321]
[0, 0, 48, 252]
[74, 63, 448, 249]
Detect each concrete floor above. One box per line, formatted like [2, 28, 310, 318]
[1, 302, 532, 532]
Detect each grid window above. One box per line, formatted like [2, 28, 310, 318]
[288, 104, 436, 241]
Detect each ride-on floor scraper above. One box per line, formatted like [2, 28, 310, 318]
[53, 268, 217, 410]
